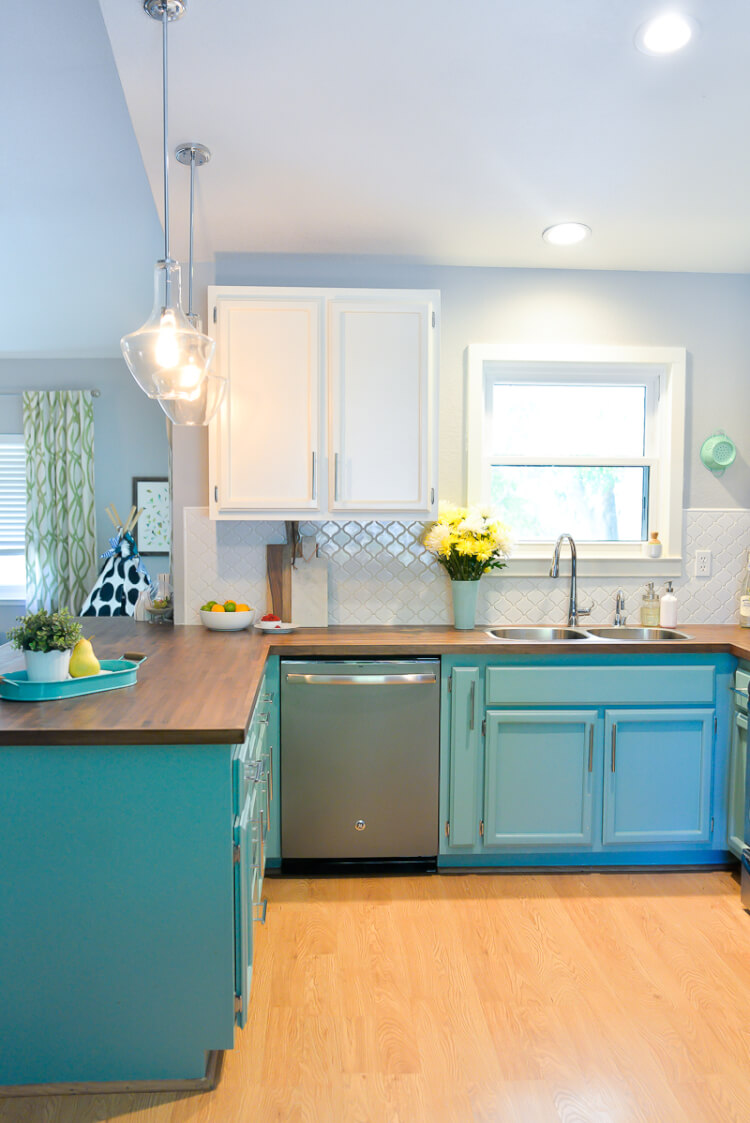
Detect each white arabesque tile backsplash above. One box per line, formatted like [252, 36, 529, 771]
[181, 508, 750, 627]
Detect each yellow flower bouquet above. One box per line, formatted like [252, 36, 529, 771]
[423, 503, 512, 581]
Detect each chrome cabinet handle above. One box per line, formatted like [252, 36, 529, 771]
[244, 759, 263, 783]
[611, 724, 617, 772]
[334, 452, 340, 501]
[253, 898, 268, 925]
[311, 451, 317, 500]
[588, 724, 594, 773]
[469, 681, 475, 731]
[257, 713, 270, 725]
[261, 692, 274, 703]
[738, 713, 748, 731]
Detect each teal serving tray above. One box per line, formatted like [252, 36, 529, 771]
[0, 655, 146, 702]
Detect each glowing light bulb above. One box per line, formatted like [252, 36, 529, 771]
[155, 309, 179, 369]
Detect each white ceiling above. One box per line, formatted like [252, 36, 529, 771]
[5, 1, 750, 356]
[99, 0, 750, 274]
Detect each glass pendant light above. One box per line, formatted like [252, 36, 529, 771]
[158, 143, 227, 426]
[120, 1, 214, 400]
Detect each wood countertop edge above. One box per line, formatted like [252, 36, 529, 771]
[2, 621, 749, 747]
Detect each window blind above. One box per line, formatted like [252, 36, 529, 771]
[0, 435, 26, 555]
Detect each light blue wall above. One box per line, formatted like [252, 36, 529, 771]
[0, 357, 169, 637]
[202, 254, 750, 508]
[169, 255, 750, 615]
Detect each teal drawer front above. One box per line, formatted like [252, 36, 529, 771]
[485, 664, 715, 706]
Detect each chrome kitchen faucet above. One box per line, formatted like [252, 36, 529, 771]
[550, 534, 592, 627]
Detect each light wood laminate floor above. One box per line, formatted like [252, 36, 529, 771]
[2, 870, 750, 1123]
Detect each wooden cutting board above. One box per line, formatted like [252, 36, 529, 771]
[265, 544, 292, 620]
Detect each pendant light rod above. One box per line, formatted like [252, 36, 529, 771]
[144, 0, 186, 302]
[162, 7, 170, 270]
[175, 142, 211, 319]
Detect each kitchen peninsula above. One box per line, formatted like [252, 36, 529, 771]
[1, 618, 749, 1093]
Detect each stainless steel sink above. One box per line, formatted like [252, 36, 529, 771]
[584, 626, 691, 641]
[486, 626, 592, 641]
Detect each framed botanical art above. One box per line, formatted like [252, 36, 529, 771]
[132, 477, 170, 555]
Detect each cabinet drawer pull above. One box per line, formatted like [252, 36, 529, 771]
[469, 681, 475, 731]
[588, 724, 594, 773]
[334, 452, 341, 501]
[611, 724, 617, 772]
[253, 898, 268, 925]
[311, 451, 317, 500]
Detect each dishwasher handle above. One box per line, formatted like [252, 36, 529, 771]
[284, 672, 437, 686]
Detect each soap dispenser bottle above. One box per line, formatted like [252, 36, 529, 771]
[640, 582, 660, 626]
[660, 581, 678, 627]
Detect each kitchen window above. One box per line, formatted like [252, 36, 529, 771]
[0, 435, 26, 600]
[466, 345, 686, 576]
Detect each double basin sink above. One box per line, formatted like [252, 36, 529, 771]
[486, 626, 691, 642]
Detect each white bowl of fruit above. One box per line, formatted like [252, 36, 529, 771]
[199, 599, 256, 631]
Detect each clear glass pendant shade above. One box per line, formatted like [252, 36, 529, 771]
[120, 259, 215, 399]
[157, 371, 226, 425]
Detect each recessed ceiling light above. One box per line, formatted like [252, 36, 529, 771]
[542, 223, 591, 246]
[635, 12, 698, 55]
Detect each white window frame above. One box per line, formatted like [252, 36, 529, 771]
[466, 344, 686, 577]
[0, 434, 26, 602]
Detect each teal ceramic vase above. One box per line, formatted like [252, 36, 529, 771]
[451, 579, 480, 630]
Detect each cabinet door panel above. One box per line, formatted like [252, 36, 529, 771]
[448, 668, 480, 846]
[484, 710, 596, 847]
[728, 711, 748, 857]
[213, 298, 321, 513]
[328, 298, 434, 513]
[602, 708, 713, 845]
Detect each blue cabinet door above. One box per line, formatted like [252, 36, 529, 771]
[448, 667, 480, 846]
[484, 709, 597, 847]
[602, 708, 714, 845]
[728, 710, 748, 857]
[233, 785, 256, 1029]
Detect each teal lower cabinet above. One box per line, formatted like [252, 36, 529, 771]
[0, 675, 280, 1091]
[727, 662, 749, 857]
[484, 710, 596, 847]
[602, 708, 714, 845]
[440, 653, 734, 869]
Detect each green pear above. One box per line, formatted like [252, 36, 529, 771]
[69, 637, 101, 678]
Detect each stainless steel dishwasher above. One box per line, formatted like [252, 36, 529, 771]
[280, 659, 440, 873]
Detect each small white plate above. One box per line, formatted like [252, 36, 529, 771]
[254, 620, 297, 633]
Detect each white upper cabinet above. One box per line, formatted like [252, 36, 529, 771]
[208, 287, 439, 521]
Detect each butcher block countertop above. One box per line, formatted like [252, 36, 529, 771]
[1, 619, 749, 746]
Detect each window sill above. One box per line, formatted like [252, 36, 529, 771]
[0, 592, 25, 605]
[495, 555, 682, 579]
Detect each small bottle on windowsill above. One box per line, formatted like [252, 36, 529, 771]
[642, 531, 662, 559]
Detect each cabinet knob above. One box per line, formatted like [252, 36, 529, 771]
[355, 819, 366, 831]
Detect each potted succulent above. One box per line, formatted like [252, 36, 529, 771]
[7, 608, 83, 682]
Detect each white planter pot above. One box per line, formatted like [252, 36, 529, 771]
[24, 649, 72, 683]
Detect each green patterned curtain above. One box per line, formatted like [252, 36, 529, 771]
[23, 390, 97, 613]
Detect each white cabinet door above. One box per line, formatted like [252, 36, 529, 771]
[208, 287, 438, 520]
[328, 296, 437, 517]
[209, 295, 322, 518]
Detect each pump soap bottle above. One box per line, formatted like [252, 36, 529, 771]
[640, 582, 660, 626]
[740, 550, 750, 628]
[660, 581, 678, 628]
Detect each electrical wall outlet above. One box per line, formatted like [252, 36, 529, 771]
[695, 549, 712, 578]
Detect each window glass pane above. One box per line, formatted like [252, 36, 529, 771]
[490, 465, 648, 542]
[490, 384, 646, 457]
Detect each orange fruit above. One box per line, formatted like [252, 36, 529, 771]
[211, 604, 226, 612]
[236, 603, 250, 612]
